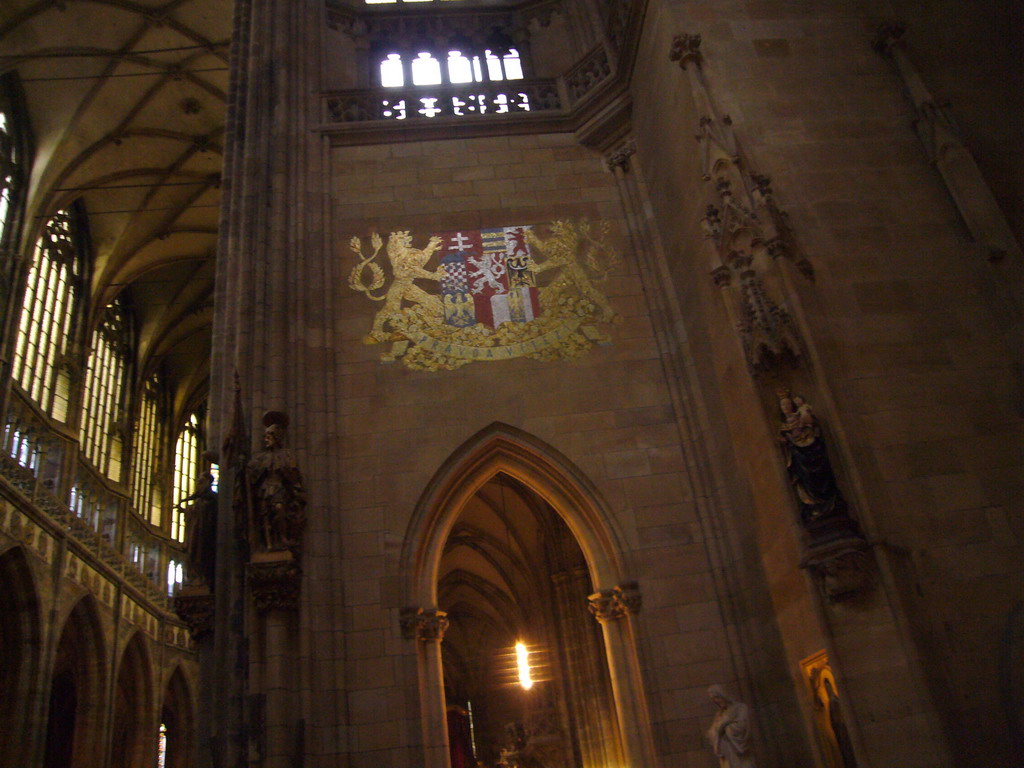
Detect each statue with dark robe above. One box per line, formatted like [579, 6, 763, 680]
[247, 412, 306, 553]
[778, 393, 847, 525]
[178, 470, 217, 587]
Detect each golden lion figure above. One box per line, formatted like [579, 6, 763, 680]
[349, 231, 446, 343]
[528, 220, 618, 323]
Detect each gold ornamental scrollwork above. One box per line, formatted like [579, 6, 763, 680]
[348, 220, 621, 371]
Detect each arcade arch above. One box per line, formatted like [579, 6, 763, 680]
[160, 666, 195, 768]
[0, 545, 42, 768]
[110, 631, 155, 768]
[43, 595, 107, 768]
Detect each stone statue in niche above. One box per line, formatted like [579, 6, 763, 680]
[777, 391, 848, 527]
[706, 685, 757, 768]
[178, 469, 217, 587]
[247, 411, 306, 554]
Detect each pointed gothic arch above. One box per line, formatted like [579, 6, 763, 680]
[0, 545, 43, 768]
[160, 665, 196, 768]
[110, 630, 156, 768]
[402, 422, 658, 768]
[403, 422, 628, 605]
[43, 593, 107, 768]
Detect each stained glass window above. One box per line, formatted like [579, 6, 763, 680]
[12, 208, 84, 420]
[171, 412, 202, 543]
[80, 299, 129, 481]
[131, 375, 165, 525]
[157, 722, 167, 768]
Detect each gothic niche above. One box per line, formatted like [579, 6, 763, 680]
[437, 474, 621, 768]
[777, 390, 873, 602]
[245, 411, 307, 612]
[671, 32, 874, 601]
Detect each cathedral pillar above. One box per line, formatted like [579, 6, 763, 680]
[587, 583, 657, 768]
[402, 608, 452, 768]
[552, 566, 616, 767]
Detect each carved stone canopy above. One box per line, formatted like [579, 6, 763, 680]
[587, 581, 642, 622]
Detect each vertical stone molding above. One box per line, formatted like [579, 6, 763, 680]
[670, 30, 874, 605]
[874, 22, 1022, 262]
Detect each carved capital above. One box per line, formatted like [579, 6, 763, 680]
[248, 552, 301, 612]
[872, 22, 906, 55]
[400, 607, 449, 641]
[173, 587, 215, 639]
[711, 265, 732, 287]
[588, 581, 642, 622]
[605, 138, 637, 173]
[669, 33, 702, 69]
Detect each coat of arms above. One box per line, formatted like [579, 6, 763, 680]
[348, 220, 620, 370]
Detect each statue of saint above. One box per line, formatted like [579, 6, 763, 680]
[706, 685, 757, 768]
[247, 412, 306, 553]
[778, 392, 847, 525]
[178, 470, 217, 587]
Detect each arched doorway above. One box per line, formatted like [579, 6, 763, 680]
[439, 473, 621, 768]
[160, 666, 195, 768]
[43, 595, 106, 768]
[110, 631, 155, 768]
[0, 545, 42, 768]
[403, 424, 658, 768]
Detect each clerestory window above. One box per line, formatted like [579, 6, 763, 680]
[131, 374, 165, 526]
[379, 47, 524, 88]
[12, 206, 85, 420]
[171, 411, 203, 543]
[79, 298, 130, 482]
[0, 73, 30, 260]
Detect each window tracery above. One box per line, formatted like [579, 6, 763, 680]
[11, 206, 85, 420]
[171, 411, 203, 543]
[131, 375, 165, 526]
[80, 298, 130, 482]
[0, 73, 29, 260]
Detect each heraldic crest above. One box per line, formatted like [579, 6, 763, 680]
[348, 220, 621, 370]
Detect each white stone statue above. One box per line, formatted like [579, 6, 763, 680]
[706, 685, 757, 768]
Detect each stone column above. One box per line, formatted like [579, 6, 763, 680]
[249, 554, 301, 768]
[587, 583, 658, 768]
[402, 607, 452, 768]
[553, 566, 618, 767]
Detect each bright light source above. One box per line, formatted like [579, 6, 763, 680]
[515, 641, 534, 690]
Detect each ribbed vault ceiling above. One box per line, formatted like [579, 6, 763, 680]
[0, 0, 231, 415]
